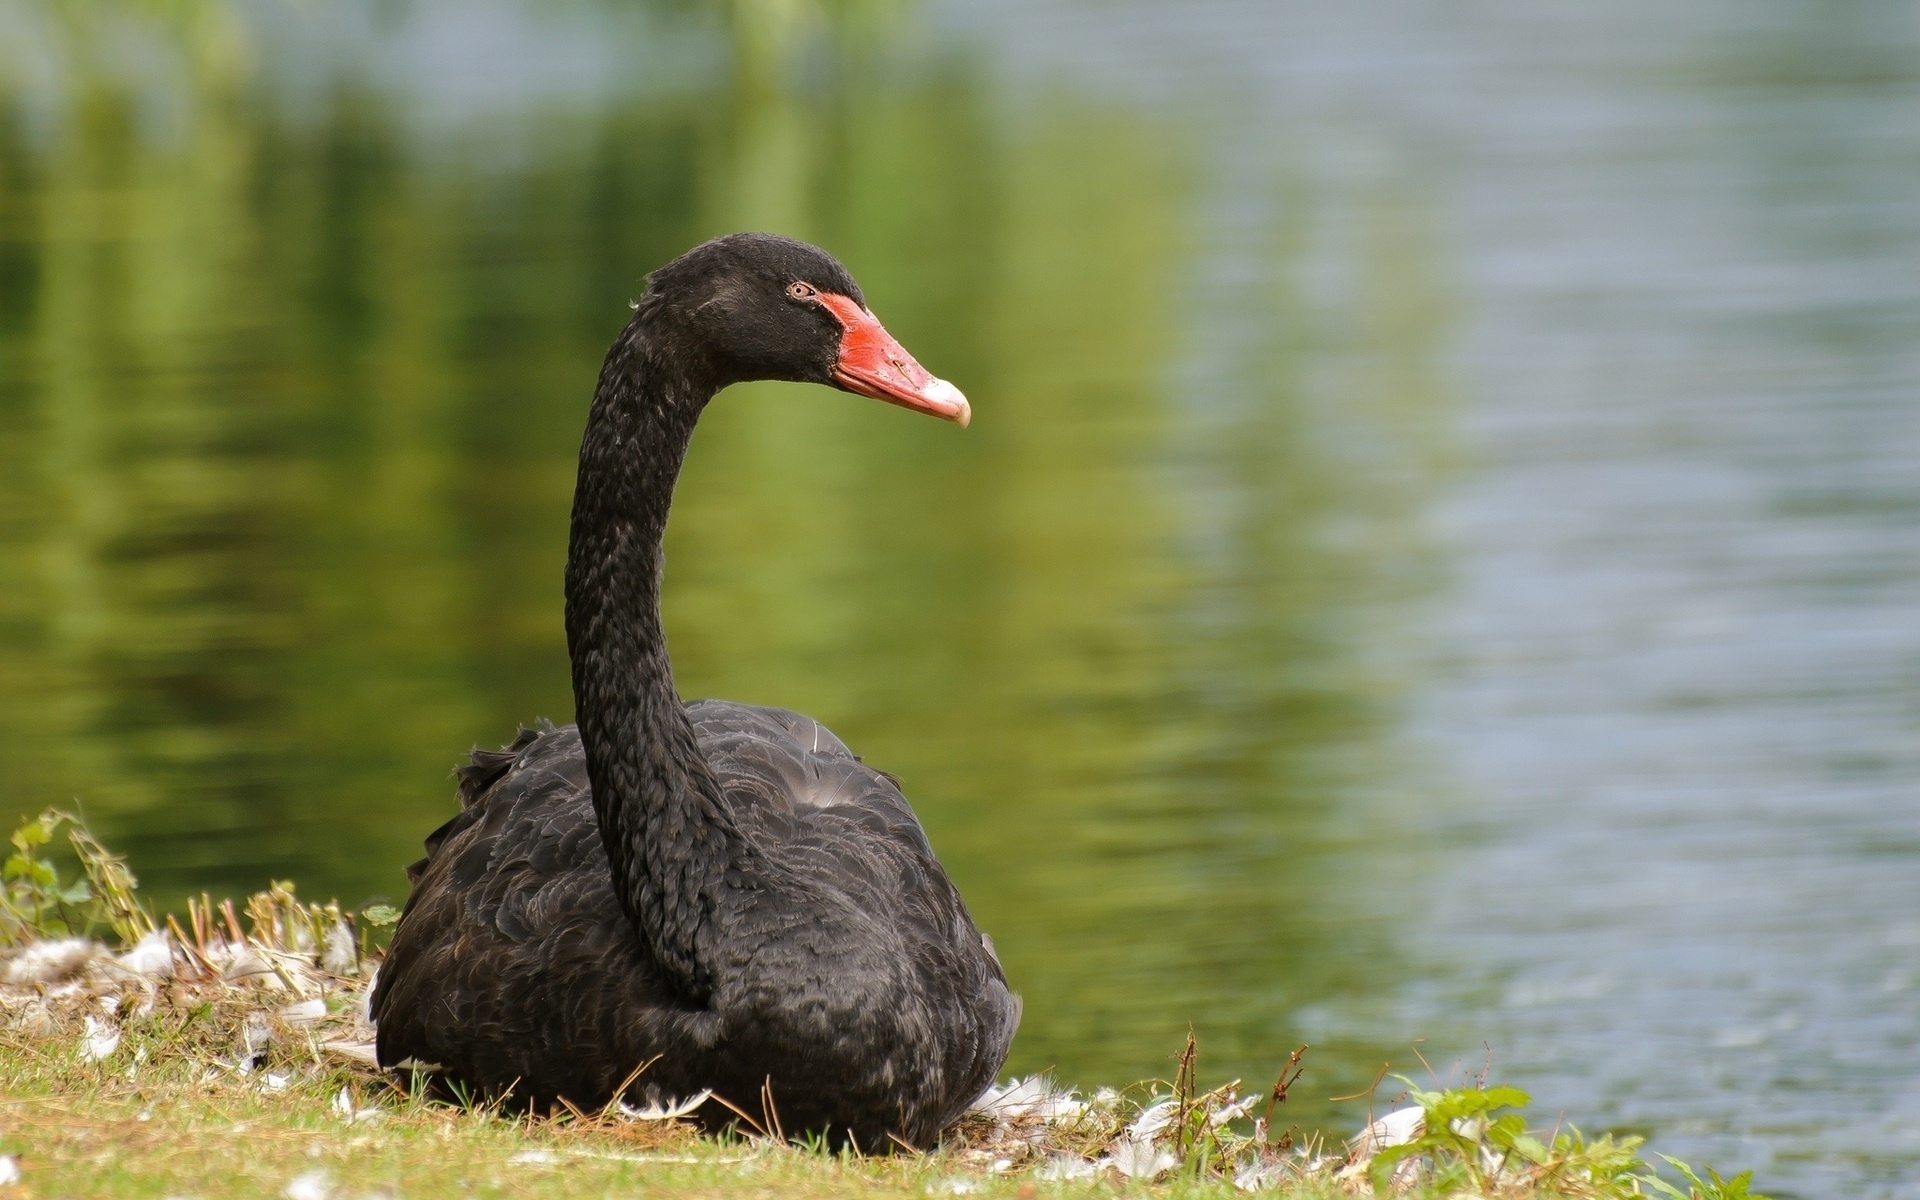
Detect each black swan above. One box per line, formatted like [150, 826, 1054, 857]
[369, 233, 1019, 1151]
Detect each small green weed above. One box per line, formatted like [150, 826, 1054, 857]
[0, 807, 153, 946]
[1644, 1154, 1773, 1200]
[1371, 1074, 1770, 1200]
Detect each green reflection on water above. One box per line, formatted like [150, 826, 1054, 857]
[0, 2, 1456, 1123]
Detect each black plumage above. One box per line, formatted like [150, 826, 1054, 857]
[370, 234, 1018, 1151]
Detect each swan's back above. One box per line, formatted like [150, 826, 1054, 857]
[696, 703, 957, 921]
[371, 703, 1018, 1144]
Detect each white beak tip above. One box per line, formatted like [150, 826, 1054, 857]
[925, 377, 970, 427]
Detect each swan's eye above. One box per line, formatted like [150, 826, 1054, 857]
[787, 281, 817, 301]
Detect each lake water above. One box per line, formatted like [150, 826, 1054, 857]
[1, 2, 1916, 1196]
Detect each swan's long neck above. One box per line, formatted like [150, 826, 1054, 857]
[563, 319, 754, 1005]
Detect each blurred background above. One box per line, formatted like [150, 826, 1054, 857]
[0, 0, 1916, 1195]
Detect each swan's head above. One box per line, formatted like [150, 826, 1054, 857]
[644, 232, 970, 427]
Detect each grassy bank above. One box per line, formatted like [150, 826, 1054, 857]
[0, 811, 1764, 1199]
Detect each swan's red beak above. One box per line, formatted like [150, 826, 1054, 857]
[818, 293, 971, 428]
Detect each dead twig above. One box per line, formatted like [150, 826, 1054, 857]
[759, 1076, 785, 1143]
[705, 1091, 768, 1140]
[1263, 1043, 1308, 1131]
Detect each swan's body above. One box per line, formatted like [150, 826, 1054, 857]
[370, 234, 1017, 1149]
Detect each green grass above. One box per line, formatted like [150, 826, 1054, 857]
[0, 1016, 1764, 1199]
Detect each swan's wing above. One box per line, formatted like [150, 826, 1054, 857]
[686, 701, 998, 974]
[372, 725, 711, 1107]
[690, 699, 1020, 1120]
[402, 723, 549, 885]
[689, 699, 938, 864]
